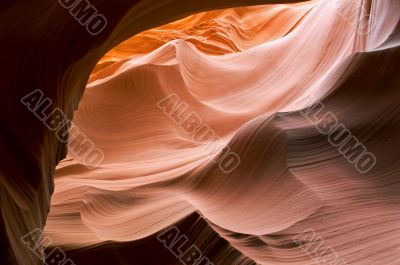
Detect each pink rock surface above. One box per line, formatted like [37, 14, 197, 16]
[42, 1, 400, 264]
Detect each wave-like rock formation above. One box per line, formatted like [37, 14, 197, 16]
[43, 1, 400, 264]
[1, 0, 400, 264]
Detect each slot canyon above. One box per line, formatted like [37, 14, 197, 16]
[1, 0, 400, 264]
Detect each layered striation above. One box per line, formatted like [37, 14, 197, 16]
[2, 0, 399, 264]
[45, 1, 400, 264]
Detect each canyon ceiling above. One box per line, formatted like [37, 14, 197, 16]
[1, 0, 400, 264]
